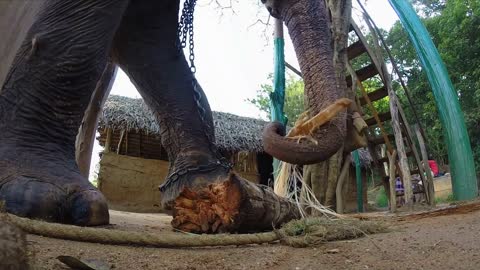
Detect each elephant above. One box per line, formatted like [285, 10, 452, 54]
[0, 0, 347, 227]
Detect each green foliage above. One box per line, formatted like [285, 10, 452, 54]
[247, 73, 305, 124]
[375, 186, 389, 208]
[387, 0, 480, 169]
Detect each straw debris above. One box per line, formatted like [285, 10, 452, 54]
[278, 217, 388, 247]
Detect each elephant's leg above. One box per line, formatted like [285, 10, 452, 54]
[112, 0, 231, 206]
[0, 0, 128, 225]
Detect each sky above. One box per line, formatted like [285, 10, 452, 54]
[90, 0, 400, 180]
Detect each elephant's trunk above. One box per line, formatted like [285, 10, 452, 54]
[262, 0, 347, 165]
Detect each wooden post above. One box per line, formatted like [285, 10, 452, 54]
[104, 128, 112, 154]
[397, 103, 430, 204]
[75, 63, 117, 177]
[388, 150, 397, 212]
[117, 129, 126, 155]
[388, 86, 413, 206]
[415, 124, 436, 206]
[125, 131, 128, 155]
[336, 155, 351, 214]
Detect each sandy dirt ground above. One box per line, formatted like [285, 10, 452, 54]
[26, 207, 480, 270]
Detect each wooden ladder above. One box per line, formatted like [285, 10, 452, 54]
[346, 20, 434, 206]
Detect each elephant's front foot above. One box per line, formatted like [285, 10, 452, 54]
[169, 173, 301, 234]
[0, 158, 109, 226]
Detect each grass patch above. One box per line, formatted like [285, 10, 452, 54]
[435, 193, 455, 204]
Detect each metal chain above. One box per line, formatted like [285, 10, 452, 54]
[160, 159, 232, 193]
[162, 1, 232, 190]
[176, 0, 197, 73]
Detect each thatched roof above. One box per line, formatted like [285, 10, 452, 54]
[99, 95, 267, 153]
[98, 95, 372, 165]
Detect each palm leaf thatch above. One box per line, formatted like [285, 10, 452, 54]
[98, 95, 372, 165]
[98, 95, 267, 153]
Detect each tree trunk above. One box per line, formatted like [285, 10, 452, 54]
[75, 63, 117, 178]
[0, 0, 45, 90]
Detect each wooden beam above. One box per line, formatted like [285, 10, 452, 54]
[285, 61, 302, 77]
[356, 0, 427, 144]
[389, 81, 413, 206]
[347, 40, 367, 60]
[364, 111, 391, 126]
[378, 150, 413, 164]
[346, 63, 378, 87]
[359, 86, 388, 105]
[368, 134, 395, 146]
[358, 80, 394, 152]
[388, 150, 397, 212]
[415, 124, 436, 206]
[397, 102, 430, 204]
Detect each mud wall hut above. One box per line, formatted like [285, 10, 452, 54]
[96, 95, 273, 213]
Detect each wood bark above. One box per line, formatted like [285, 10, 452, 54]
[172, 173, 301, 233]
[75, 63, 117, 177]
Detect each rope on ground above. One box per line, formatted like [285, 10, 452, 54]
[4, 212, 388, 248]
[5, 214, 280, 247]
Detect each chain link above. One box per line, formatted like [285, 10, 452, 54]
[162, 0, 232, 190]
[176, 0, 197, 73]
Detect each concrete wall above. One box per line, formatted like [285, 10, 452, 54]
[98, 152, 168, 213]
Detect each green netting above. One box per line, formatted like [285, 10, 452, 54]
[270, 37, 287, 176]
[269, 37, 287, 125]
[353, 150, 363, 212]
[389, 0, 478, 200]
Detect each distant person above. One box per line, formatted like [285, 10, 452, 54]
[428, 159, 439, 177]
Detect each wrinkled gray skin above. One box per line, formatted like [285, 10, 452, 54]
[0, 0, 345, 226]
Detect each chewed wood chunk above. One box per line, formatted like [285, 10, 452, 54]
[172, 177, 241, 234]
[172, 173, 301, 234]
[287, 98, 352, 138]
